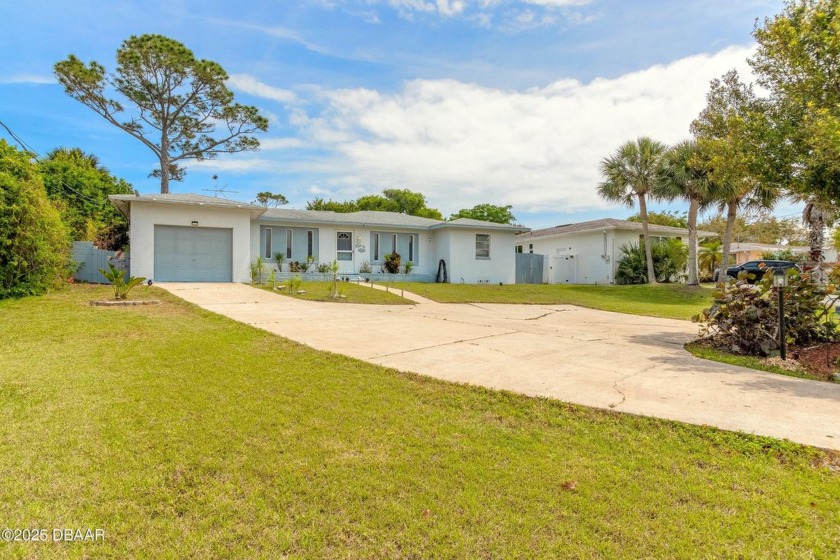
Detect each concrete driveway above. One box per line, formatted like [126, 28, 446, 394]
[160, 282, 840, 450]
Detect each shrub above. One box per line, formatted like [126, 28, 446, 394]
[693, 271, 839, 356]
[359, 260, 372, 274]
[250, 257, 265, 284]
[99, 258, 146, 300]
[288, 275, 302, 293]
[384, 252, 401, 274]
[93, 221, 129, 251]
[0, 141, 70, 299]
[615, 240, 688, 284]
[404, 261, 414, 275]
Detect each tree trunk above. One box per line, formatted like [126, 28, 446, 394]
[160, 137, 170, 194]
[808, 216, 825, 263]
[719, 199, 737, 284]
[638, 194, 657, 284]
[686, 197, 699, 286]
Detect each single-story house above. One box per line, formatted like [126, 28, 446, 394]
[728, 242, 837, 264]
[109, 193, 528, 284]
[514, 218, 716, 285]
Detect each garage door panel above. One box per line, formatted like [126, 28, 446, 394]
[154, 226, 233, 282]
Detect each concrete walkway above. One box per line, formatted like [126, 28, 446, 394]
[159, 282, 840, 450]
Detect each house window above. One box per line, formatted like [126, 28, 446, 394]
[374, 233, 380, 262]
[392, 234, 398, 256]
[337, 231, 353, 261]
[515, 245, 523, 254]
[264, 228, 272, 259]
[529, 244, 533, 254]
[307, 230, 314, 258]
[286, 229, 293, 259]
[408, 235, 414, 262]
[476, 234, 490, 259]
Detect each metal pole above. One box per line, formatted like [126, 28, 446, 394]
[778, 285, 786, 360]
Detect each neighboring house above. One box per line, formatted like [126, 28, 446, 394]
[727, 242, 838, 264]
[109, 193, 527, 284]
[515, 218, 716, 285]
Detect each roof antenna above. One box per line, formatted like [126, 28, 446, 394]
[202, 175, 238, 199]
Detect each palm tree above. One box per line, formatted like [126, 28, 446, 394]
[655, 140, 717, 286]
[714, 178, 778, 282]
[802, 196, 836, 281]
[598, 137, 667, 284]
[698, 238, 723, 280]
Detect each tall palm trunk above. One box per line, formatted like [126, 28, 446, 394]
[719, 199, 737, 282]
[686, 197, 700, 286]
[637, 193, 657, 284]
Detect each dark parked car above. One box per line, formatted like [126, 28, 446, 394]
[714, 260, 800, 282]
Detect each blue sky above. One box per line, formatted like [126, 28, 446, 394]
[0, 0, 797, 228]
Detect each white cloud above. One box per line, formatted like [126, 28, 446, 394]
[188, 158, 279, 173]
[259, 137, 307, 150]
[295, 45, 756, 214]
[521, 0, 590, 6]
[0, 74, 55, 84]
[227, 74, 297, 103]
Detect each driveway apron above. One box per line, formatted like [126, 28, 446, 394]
[159, 282, 840, 450]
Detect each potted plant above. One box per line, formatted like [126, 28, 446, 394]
[273, 252, 286, 272]
[384, 252, 401, 274]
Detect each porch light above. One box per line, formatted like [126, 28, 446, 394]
[772, 268, 788, 288]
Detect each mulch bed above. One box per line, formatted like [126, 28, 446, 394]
[791, 343, 840, 380]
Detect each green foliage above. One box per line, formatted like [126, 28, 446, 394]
[0, 141, 70, 299]
[751, 0, 840, 205]
[273, 251, 286, 270]
[694, 271, 839, 356]
[98, 261, 146, 300]
[93, 221, 129, 252]
[404, 261, 414, 275]
[700, 213, 808, 245]
[598, 137, 668, 283]
[250, 256, 265, 284]
[384, 252, 401, 274]
[288, 275, 302, 293]
[627, 210, 687, 228]
[699, 239, 723, 280]
[760, 248, 800, 262]
[306, 189, 443, 219]
[615, 241, 688, 285]
[306, 197, 359, 213]
[255, 191, 288, 207]
[38, 147, 132, 241]
[832, 227, 840, 254]
[450, 204, 516, 224]
[54, 34, 268, 193]
[328, 259, 340, 299]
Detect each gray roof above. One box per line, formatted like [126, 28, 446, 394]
[110, 193, 525, 231]
[516, 218, 716, 240]
[260, 208, 443, 229]
[430, 218, 529, 232]
[109, 193, 263, 217]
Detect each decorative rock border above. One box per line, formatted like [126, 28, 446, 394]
[89, 300, 162, 307]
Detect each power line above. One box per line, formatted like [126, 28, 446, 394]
[0, 119, 39, 156]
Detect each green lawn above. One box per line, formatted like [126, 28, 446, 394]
[1, 285, 838, 558]
[380, 282, 714, 320]
[254, 280, 413, 305]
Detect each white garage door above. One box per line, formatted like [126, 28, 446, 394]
[154, 225, 233, 282]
